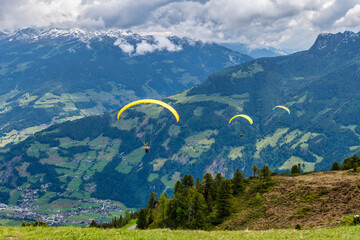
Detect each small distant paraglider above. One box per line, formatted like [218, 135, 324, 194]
[272, 105, 290, 114]
[117, 99, 179, 153]
[273, 105, 290, 124]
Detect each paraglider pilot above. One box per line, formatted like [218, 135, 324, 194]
[145, 146, 150, 153]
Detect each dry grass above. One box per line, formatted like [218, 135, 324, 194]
[222, 170, 360, 230]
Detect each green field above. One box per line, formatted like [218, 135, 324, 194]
[0, 226, 360, 239]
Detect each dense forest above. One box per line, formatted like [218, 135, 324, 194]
[136, 165, 273, 230]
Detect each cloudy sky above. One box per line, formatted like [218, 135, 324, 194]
[1, 0, 360, 50]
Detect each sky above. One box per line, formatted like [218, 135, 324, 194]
[1, 0, 360, 51]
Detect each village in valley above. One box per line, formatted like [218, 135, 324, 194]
[0, 184, 129, 226]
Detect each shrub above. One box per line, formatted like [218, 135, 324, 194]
[295, 224, 302, 230]
[331, 162, 340, 171]
[319, 189, 329, 196]
[291, 165, 301, 174]
[22, 221, 48, 227]
[353, 215, 360, 225]
[353, 163, 358, 173]
[298, 206, 312, 217]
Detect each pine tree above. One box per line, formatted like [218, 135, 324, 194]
[215, 173, 224, 185]
[260, 165, 272, 183]
[147, 192, 158, 209]
[195, 178, 201, 189]
[137, 208, 148, 229]
[331, 161, 340, 170]
[232, 169, 245, 195]
[181, 174, 194, 189]
[291, 164, 300, 174]
[174, 181, 183, 195]
[157, 193, 168, 223]
[189, 189, 207, 229]
[216, 180, 232, 219]
[252, 165, 258, 177]
[200, 173, 216, 212]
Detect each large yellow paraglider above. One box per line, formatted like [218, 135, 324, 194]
[117, 99, 179, 122]
[229, 114, 253, 125]
[229, 114, 253, 137]
[117, 99, 179, 153]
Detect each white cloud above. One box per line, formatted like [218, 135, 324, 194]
[134, 36, 182, 55]
[334, 4, 360, 28]
[114, 38, 134, 54]
[113, 36, 182, 55]
[0, 0, 360, 50]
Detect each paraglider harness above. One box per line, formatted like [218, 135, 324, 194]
[144, 146, 150, 153]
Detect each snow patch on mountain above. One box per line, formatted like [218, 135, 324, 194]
[1, 27, 192, 55]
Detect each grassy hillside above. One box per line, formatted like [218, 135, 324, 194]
[1, 226, 360, 240]
[220, 170, 360, 230]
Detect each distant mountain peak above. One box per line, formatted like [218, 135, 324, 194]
[310, 30, 360, 54]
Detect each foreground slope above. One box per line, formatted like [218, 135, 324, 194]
[0, 28, 251, 148]
[0, 31, 360, 209]
[221, 170, 360, 230]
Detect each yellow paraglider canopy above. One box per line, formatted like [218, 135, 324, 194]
[117, 99, 179, 122]
[229, 114, 253, 125]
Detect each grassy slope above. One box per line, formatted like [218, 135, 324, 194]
[220, 170, 360, 230]
[0, 226, 360, 240]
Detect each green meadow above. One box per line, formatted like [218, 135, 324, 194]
[0, 226, 360, 240]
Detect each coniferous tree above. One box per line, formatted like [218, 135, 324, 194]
[291, 164, 300, 174]
[200, 173, 216, 212]
[260, 165, 272, 183]
[147, 192, 158, 209]
[165, 198, 179, 228]
[137, 208, 148, 229]
[216, 180, 232, 219]
[174, 181, 183, 195]
[232, 169, 245, 195]
[215, 173, 224, 185]
[157, 193, 168, 223]
[196, 178, 201, 189]
[331, 162, 340, 170]
[252, 165, 258, 177]
[181, 174, 194, 189]
[189, 189, 207, 229]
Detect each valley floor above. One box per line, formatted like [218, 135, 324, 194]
[0, 226, 360, 240]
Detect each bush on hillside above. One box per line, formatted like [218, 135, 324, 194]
[331, 162, 340, 170]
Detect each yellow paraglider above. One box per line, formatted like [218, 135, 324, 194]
[229, 114, 253, 125]
[117, 99, 179, 153]
[117, 99, 179, 122]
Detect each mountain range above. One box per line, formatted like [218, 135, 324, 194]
[0, 30, 360, 211]
[0, 28, 251, 148]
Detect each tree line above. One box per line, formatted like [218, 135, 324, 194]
[137, 165, 273, 230]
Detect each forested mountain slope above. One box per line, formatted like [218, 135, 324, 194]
[0, 31, 359, 208]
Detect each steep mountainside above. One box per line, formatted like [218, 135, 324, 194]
[0, 28, 251, 148]
[0, 31, 360, 209]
